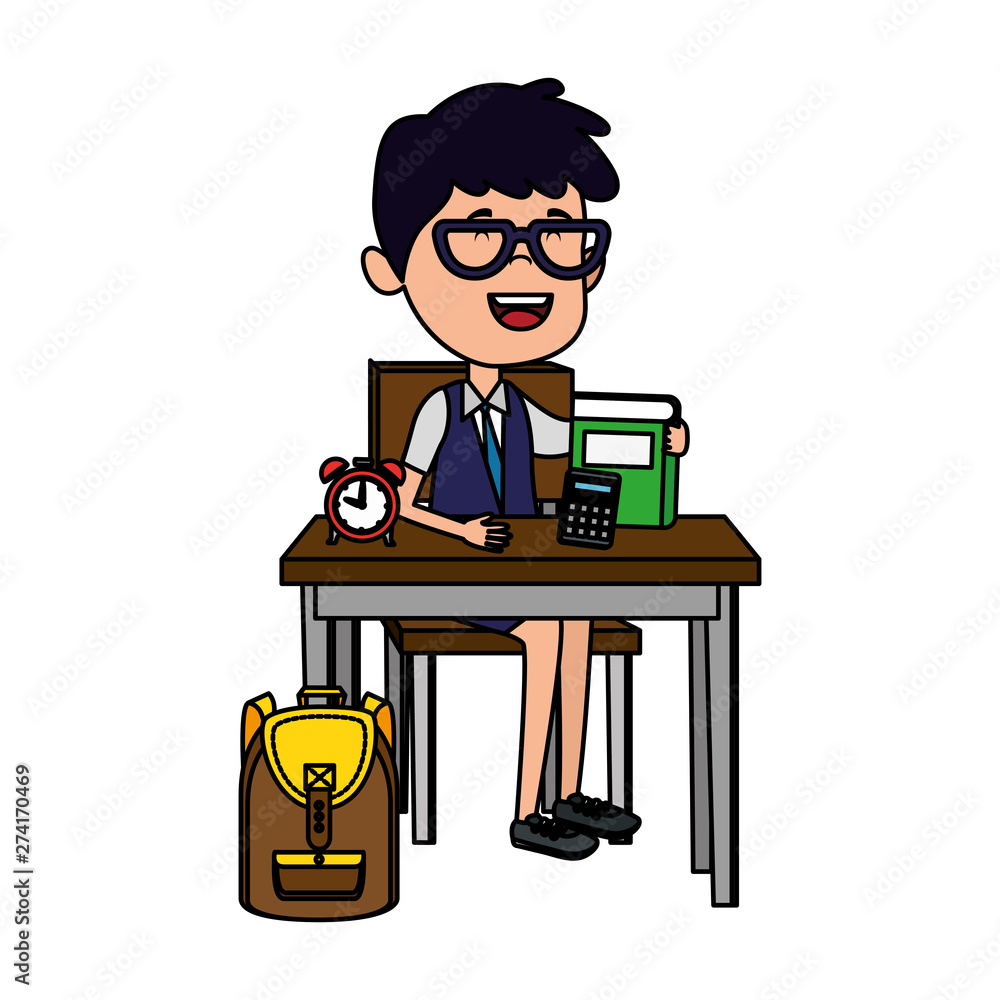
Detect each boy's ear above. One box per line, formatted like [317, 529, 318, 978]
[584, 247, 605, 293]
[361, 246, 404, 295]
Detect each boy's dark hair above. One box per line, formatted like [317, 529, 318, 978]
[371, 78, 620, 278]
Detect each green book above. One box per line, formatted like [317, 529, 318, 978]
[570, 392, 682, 528]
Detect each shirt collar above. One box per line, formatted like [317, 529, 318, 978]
[461, 381, 508, 419]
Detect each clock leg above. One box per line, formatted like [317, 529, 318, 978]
[383, 527, 396, 547]
[326, 522, 339, 545]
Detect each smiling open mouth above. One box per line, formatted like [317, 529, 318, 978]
[487, 293, 554, 330]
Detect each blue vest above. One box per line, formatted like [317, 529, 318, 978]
[430, 381, 536, 517]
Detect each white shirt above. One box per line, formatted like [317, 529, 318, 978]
[403, 381, 570, 473]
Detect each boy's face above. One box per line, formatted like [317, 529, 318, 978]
[365, 185, 604, 367]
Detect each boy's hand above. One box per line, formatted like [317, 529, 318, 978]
[666, 420, 689, 457]
[460, 513, 511, 551]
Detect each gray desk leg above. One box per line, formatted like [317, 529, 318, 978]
[707, 586, 739, 907]
[607, 654, 633, 844]
[301, 587, 332, 702]
[333, 620, 361, 705]
[689, 620, 711, 873]
[411, 654, 436, 845]
[384, 634, 408, 814]
[300, 589, 360, 705]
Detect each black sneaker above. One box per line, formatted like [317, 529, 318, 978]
[553, 793, 642, 840]
[509, 813, 599, 860]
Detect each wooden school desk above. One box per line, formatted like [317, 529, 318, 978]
[280, 513, 761, 907]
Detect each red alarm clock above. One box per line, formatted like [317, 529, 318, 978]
[319, 456, 404, 546]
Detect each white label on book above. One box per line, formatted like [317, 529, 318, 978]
[583, 431, 654, 467]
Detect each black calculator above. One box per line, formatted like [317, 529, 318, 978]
[557, 469, 622, 549]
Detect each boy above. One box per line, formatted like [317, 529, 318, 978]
[362, 79, 688, 860]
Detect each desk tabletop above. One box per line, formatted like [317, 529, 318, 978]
[280, 515, 760, 587]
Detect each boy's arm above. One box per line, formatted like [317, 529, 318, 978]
[397, 466, 510, 550]
[522, 397, 570, 456]
[397, 389, 510, 550]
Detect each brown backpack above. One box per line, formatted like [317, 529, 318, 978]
[239, 686, 398, 920]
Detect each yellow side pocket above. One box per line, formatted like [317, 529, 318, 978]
[242, 693, 276, 757]
[363, 693, 394, 749]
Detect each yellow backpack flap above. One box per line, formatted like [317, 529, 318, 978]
[244, 688, 391, 805]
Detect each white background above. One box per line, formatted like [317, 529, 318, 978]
[4, 0, 1000, 997]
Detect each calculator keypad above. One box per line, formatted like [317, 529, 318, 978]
[558, 499, 617, 548]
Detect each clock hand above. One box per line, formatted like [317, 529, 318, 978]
[342, 479, 368, 509]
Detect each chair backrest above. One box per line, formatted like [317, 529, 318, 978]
[368, 360, 573, 503]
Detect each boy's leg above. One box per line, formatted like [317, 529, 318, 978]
[551, 620, 643, 842]
[558, 619, 593, 798]
[510, 620, 561, 820]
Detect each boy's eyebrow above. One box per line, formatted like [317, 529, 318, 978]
[466, 208, 493, 219]
[546, 208, 573, 219]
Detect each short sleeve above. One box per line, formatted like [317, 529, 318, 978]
[522, 395, 571, 456]
[401, 388, 448, 473]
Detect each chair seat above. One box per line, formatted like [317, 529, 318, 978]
[383, 618, 640, 656]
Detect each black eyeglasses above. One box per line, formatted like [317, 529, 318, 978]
[432, 218, 611, 280]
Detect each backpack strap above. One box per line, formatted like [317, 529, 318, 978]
[304, 764, 336, 851]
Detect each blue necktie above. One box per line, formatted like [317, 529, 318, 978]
[482, 408, 503, 502]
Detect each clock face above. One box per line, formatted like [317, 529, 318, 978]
[329, 472, 395, 537]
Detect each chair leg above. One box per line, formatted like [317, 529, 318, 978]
[384, 633, 408, 814]
[410, 653, 437, 845]
[606, 653, 634, 844]
[541, 700, 559, 813]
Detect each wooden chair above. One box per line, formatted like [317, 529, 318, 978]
[369, 360, 640, 845]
